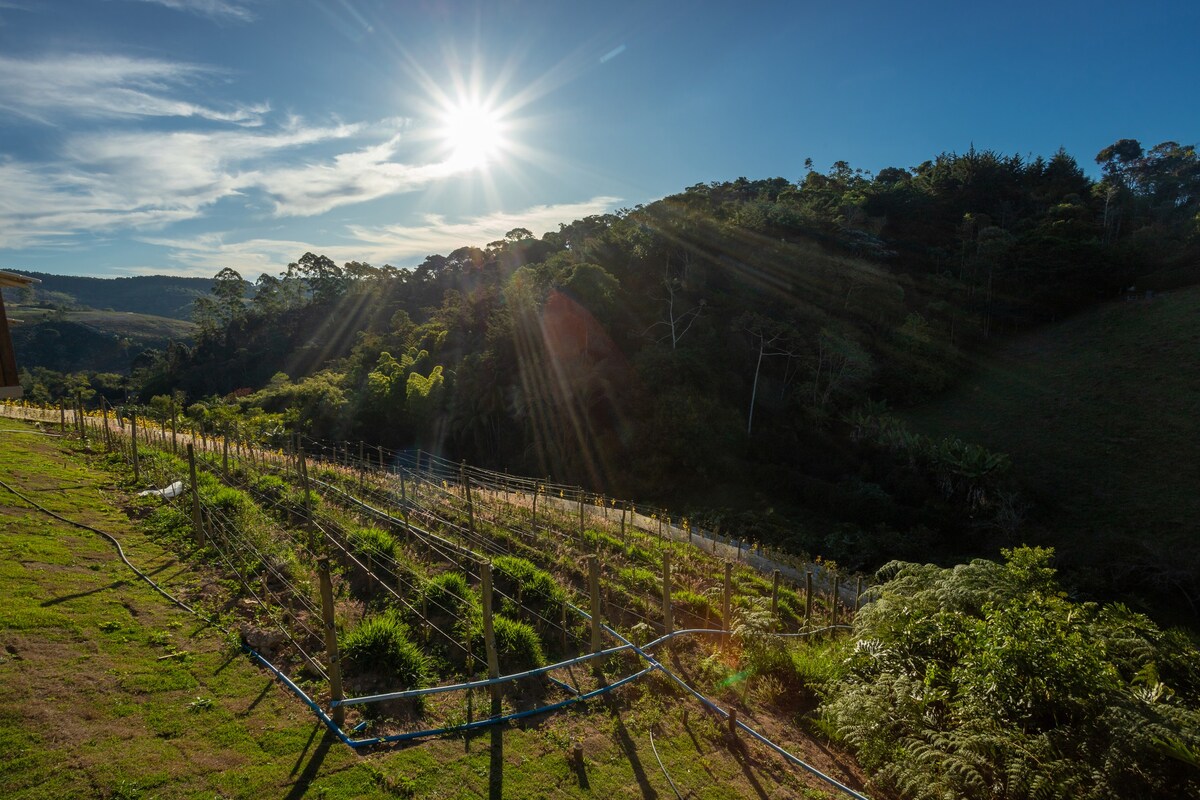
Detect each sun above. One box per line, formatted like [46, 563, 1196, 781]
[439, 101, 506, 170]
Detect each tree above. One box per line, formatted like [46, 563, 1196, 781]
[193, 267, 246, 337]
[644, 260, 705, 350]
[739, 313, 802, 435]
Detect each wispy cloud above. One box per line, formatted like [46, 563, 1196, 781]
[0, 118, 367, 248]
[137, 197, 622, 275]
[0, 53, 267, 124]
[129, 0, 256, 22]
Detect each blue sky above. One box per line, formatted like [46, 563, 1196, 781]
[1, 0, 1196, 279]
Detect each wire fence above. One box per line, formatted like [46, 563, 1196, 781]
[0, 399, 874, 799]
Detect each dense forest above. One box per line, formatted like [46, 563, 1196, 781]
[18, 138, 1200, 610]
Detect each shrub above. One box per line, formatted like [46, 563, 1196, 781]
[490, 615, 544, 671]
[421, 572, 476, 614]
[493, 556, 565, 607]
[251, 473, 287, 501]
[674, 590, 719, 623]
[617, 566, 659, 593]
[824, 547, 1200, 799]
[348, 526, 395, 562]
[341, 613, 429, 687]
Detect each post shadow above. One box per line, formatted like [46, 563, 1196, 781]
[284, 726, 334, 799]
[489, 695, 503, 800]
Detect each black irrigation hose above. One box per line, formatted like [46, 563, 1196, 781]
[0, 474, 217, 629]
[649, 729, 685, 800]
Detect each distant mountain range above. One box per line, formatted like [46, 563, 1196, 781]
[8, 271, 215, 320]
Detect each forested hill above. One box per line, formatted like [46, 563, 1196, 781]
[10, 271, 215, 319]
[29, 138, 1200, 616]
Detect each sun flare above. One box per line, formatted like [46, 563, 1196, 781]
[440, 101, 506, 169]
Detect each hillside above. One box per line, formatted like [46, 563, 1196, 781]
[8, 306, 195, 375]
[9, 271, 215, 320]
[903, 285, 1200, 614]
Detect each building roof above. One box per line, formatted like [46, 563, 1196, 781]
[0, 270, 39, 288]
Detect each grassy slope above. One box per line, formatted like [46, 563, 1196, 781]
[903, 286, 1200, 602]
[0, 419, 862, 799]
[9, 306, 197, 340]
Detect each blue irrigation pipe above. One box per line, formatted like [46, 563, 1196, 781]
[334, 642, 636, 706]
[346, 665, 657, 748]
[599, 622, 871, 800]
[335, 628, 729, 707]
[244, 647, 354, 747]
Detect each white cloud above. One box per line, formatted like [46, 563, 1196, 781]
[137, 197, 622, 275]
[0, 53, 267, 124]
[255, 136, 455, 217]
[0, 120, 368, 248]
[129, 0, 256, 22]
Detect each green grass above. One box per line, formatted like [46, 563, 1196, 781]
[903, 286, 1200, 610]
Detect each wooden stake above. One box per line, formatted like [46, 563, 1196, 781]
[481, 561, 501, 702]
[102, 401, 111, 450]
[771, 569, 781, 628]
[464, 464, 475, 534]
[855, 576, 863, 614]
[187, 443, 205, 547]
[588, 555, 602, 654]
[300, 450, 315, 555]
[805, 571, 813, 622]
[662, 551, 673, 635]
[723, 562, 733, 645]
[130, 410, 140, 482]
[316, 556, 345, 727]
[532, 481, 539, 527]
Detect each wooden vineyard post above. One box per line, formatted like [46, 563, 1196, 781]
[728, 709, 739, 737]
[171, 398, 179, 455]
[531, 482, 539, 528]
[316, 556, 346, 727]
[662, 551, 673, 635]
[855, 576, 863, 614]
[771, 569, 781, 630]
[481, 561, 501, 703]
[187, 444, 205, 547]
[464, 463, 475, 534]
[588, 555, 602, 654]
[101, 401, 111, 450]
[620, 504, 627, 544]
[805, 571, 813, 622]
[722, 562, 733, 646]
[221, 431, 229, 476]
[59, 401, 65, 433]
[76, 391, 85, 443]
[359, 441, 365, 492]
[831, 574, 840, 625]
[578, 490, 585, 542]
[377, 444, 384, 472]
[130, 410, 140, 483]
[300, 450, 316, 555]
[399, 468, 410, 535]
